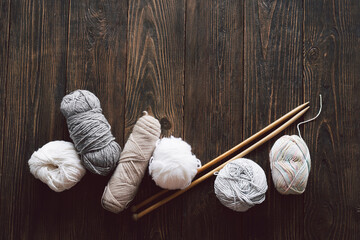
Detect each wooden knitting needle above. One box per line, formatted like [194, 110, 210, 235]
[132, 106, 310, 220]
[131, 102, 309, 213]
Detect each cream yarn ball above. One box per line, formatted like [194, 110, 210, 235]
[269, 135, 311, 195]
[28, 141, 86, 192]
[149, 136, 201, 190]
[214, 158, 268, 212]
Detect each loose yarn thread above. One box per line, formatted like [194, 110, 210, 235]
[214, 158, 268, 212]
[102, 112, 161, 213]
[269, 95, 322, 194]
[149, 136, 202, 190]
[60, 90, 121, 176]
[28, 141, 86, 192]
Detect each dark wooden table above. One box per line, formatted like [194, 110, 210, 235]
[1, 0, 359, 239]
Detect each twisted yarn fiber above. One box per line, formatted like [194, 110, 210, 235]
[102, 112, 161, 213]
[269, 135, 310, 195]
[60, 90, 121, 176]
[214, 158, 268, 212]
[28, 141, 86, 192]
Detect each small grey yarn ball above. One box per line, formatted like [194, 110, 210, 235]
[60, 90, 121, 176]
[214, 158, 268, 212]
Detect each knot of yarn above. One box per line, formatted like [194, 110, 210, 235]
[28, 141, 86, 192]
[269, 135, 310, 195]
[102, 112, 161, 213]
[61, 90, 121, 176]
[214, 158, 268, 212]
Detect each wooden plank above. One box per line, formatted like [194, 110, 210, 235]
[303, 0, 360, 238]
[66, 0, 127, 142]
[0, 0, 69, 239]
[244, 0, 304, 239]
[0, 0, 358, 239]
[125, 0, 185, 238]
[0, 0, 10, 191]
[183, 0, 243, 239]
[65, 0, 128, 239]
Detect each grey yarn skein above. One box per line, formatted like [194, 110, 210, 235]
[60, 90, 121, 176]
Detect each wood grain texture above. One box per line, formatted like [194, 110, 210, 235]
[0, 0, 10, 194]
[0, 0, 69, 239]
[67, 0, 126, 141]
[0, 0, 359, 239]
[303, 0, 360, 239]
[244, 0, 304, 239]
[183, 0, 243, 239]
[125, 0, 185, 238]
[65, 0, 129, 239]
[125, 0, 184, 138]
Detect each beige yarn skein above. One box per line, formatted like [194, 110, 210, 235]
[102, 112, 161, 213]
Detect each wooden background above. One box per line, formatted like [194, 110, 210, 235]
[0, 0, 359, 239]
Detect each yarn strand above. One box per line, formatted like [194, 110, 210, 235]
[297, 94, 322, 139]
[270, 96, 321, 195]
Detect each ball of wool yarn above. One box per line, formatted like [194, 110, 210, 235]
[102, 112, 161, 213]
[148, 136, 201, 190]
[60, 90, 121, 176]
[28, 141, 86, 192]
[214, 158, 268, 212]
[269, 135, 311, 195]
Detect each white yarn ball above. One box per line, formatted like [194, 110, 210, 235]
[149, 136, 201, 190]
[214, 158, 268, 212]
[28, 141, 86, 192]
